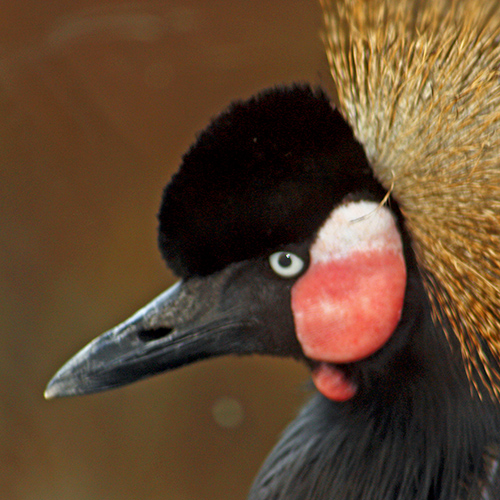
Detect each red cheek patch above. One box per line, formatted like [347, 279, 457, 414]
[291, 201, 407, 401]
[292, 250, 406, 363]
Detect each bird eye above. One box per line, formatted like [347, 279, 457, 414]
[269, 252, 305, 278]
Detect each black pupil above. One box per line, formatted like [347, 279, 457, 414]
[278, 253, 292, 268]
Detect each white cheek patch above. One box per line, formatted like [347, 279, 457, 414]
[310, 200, 402, 263]
[292, 199, 407, 398]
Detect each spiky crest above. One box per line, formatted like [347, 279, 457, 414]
[321, 0, 500, 396]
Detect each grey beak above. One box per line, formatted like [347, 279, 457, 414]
[45, 258, 304, 399]
[45, 281, 186, 398]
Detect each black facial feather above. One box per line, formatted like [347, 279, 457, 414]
[158, 85, 384, 277]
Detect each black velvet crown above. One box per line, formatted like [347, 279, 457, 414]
[158, 85, 381, 277]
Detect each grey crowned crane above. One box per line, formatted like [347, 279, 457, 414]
[46, 0, 500, 498]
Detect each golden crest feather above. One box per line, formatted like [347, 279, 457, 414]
[321, 0, 500, 396]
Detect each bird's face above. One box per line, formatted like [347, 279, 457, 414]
[45, 86, 407, 403]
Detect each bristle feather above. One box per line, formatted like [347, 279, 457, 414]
[321, 0, 500, 396]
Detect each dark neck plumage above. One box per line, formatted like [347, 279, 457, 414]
[250, 263, 500, 500]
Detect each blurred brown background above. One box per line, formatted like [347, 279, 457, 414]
[1, 1, 334, 499]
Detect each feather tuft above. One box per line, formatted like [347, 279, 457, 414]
[321, 0, 500, 396]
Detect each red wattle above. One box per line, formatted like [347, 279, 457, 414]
[312, 363, 357, 402]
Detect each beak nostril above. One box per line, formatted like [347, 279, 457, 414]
[138, 327, 174, 342]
